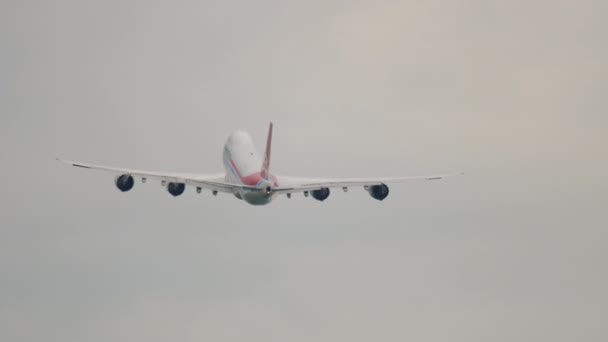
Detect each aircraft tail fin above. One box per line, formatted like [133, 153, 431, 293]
[261, 122, 273, 179]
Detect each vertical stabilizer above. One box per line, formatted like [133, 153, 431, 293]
[261, 122, 273, 179]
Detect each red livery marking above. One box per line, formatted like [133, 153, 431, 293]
[229, 160, 242, 178]
[230, 159, 278, 187]
[241, 172, 278, 187]
[242, 173, 264, 186]
[261, 122, 273, 179]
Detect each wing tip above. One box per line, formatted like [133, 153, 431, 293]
[56, 158, 90, 169]
[426, 171, 464, 180]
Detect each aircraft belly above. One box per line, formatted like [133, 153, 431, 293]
[243, 192, 273, 206]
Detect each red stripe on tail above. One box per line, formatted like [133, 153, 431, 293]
[261, 122, 273, 179]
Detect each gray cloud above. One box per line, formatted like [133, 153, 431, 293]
[1, 1, 607, 341]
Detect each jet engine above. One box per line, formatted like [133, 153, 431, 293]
[368, 184, 389, 201]
[115, 174, 134, 192]
[311, 188, 330, 201]
[167, 182, 185, 197]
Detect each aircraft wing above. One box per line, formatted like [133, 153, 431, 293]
[57, 159, 260, 194]
[273, 174, 461, 194]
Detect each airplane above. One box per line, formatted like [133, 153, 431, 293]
[58, 123, 458, 206]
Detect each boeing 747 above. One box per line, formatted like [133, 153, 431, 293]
[59, 123, 457, 205]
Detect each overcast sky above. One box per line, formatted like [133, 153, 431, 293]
[1, 1, 607, 341]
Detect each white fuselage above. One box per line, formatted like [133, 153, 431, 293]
[222, 131, 278, 205]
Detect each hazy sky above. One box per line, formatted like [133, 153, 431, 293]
[1, 1, 607, 341]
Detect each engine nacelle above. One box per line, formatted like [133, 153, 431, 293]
[115, 174, 134, 192]
[368, 184, 389, 201]
[311, 188, 330, 201]
[167, 182, 185, 197]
